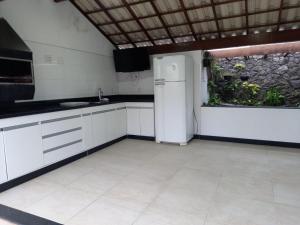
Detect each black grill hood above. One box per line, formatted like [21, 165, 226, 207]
[0, 18, 32, 60]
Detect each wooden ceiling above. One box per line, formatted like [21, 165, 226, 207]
[55, 0, 300, 50]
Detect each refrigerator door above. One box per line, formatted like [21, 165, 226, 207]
[153, 57, 164, 81]
[161, 55, 186, 82]
[155, 81, 187, 143]
[154, 81, 165, 142]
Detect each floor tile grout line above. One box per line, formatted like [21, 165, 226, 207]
[130, 164, 190, 225]
[63, 163, 139, 224]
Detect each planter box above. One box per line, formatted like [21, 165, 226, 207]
[200, 106, 300, 144]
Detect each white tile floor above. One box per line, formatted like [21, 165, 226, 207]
[0, 139, 300, 225]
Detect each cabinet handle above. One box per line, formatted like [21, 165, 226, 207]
[92, 109, 115, 115]
[126, 106, 153, 109]
[42, 127, 82, 139]
[43, 139, 82, 154]
[2, 122, 39, 131]
[42, 115, 81, 124]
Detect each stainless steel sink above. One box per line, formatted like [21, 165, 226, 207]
[60, 102, 90, 107]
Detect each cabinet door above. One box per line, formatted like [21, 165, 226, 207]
[82, 114, 93, 150]
[126, 108, 140, 135]
[116, 108, 127, 138]
[0, 132, 7, 184]
[92, 111, 107, 146]
[140, 108, 155, 137]
[105, 109, 118, 142]
[3, 123, 43, 180]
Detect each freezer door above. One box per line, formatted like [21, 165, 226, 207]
[155, 81, 187, 143]
[161, 55, 186, 82]
[154, 57, 164, 81]
[154, 55, 186, 82]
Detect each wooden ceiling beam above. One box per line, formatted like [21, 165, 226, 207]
[277, 0, 284, 31]
[149, 0, 175, 43]
[147, 29, 300, 54]
[94, 0, 136, 47]
[210, 0, 222, 38]
[178, 0, 198, 40]
[106, 5, 300, 36]
[245, 0, 249, 34]
[120, 19, 300, 44]
[99, 4, 300, 27]
[86, 0, 152, 14]
[86, 0, 243, 15]
[120, 0, 155, 45]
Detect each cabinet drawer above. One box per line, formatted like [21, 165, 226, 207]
[42, 128, 82, 151]
[41, 115, 81, 136]
[43, 140, 83, 165]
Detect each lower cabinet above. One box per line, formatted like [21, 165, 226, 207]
[0, 102, 154, 185]
[126, 108, 140, 136]
[92, 106, 127, 146]
[3, 122, 43, 180]
[82, 113, 93, 150]
[115, 107, 127, 138]
[140, 108, 155, 137]
[92, 111, 108, 147]
[0, 131, 7, 184]
[126, 106, 155, 137]
[41, 114, 83, 165]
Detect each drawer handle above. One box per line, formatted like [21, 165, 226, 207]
[43, 139, 82, 154]
[2, 122, 39, 131]
[92, 109, 115, 115]
[42, 115, 81, 124]
[42, 127, 82, 139]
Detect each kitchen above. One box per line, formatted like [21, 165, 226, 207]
[0, 0, 300, 225]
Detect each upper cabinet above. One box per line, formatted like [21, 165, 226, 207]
[0, 131, 7, 184]
[3, 122, 43, 180]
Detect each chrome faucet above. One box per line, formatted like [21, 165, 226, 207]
[98, 88, 103, 101]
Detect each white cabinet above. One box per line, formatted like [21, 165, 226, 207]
[82, 113, 93, 150]
[3, 122, 43, 180]
[126, 103, 155, 137]
[92, 110, 108, 146]
[116, 107, 127, 138]
[140, 108, 155, 137]
[92, 105, 127, 146]
[41, 114, 83, 165]
[0, 131, 7, 184]
[126, 108, 140, 135]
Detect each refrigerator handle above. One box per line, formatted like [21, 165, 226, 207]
[155, 78, 165, 82]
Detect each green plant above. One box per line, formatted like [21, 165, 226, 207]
[233, 81, 261, 106]
[208, 94, 221, 106]
[264, 87, 285, 106]
[234, 63, 246, 72]
[211, 62, 224, 81]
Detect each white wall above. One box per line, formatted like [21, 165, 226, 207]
[0, 0, 118, 100]
[200, 107, 300, 143]
[117, 70, 154, 95]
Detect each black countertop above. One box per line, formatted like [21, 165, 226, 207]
[0, 95, 154, 119]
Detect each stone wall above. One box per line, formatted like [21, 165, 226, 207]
[217, 52, 300, 104]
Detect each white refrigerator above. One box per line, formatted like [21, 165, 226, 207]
[154, 55, 194, 145]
